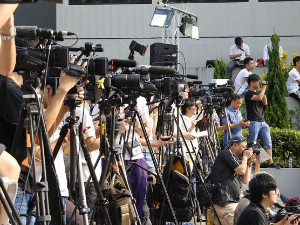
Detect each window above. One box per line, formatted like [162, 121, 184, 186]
[163, 0, 248, 3]
[70, 0, 151, 5]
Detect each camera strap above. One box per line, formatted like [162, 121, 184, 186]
[0, 75, 9, 122]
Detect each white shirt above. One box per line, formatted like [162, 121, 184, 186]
[229, 43, 250, 61]
[116, 96, 150, 160]
[263, 43, 283, 64]
[179, 114, 199, 158]
[287, 68, 300, 94]
[234, 68, 252, 94]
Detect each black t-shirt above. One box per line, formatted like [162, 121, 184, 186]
[0, 77, 27, 163]
[237, 202, 270, 225]
[245, 90, 265, 122]
[0, 76, 34, 193]
[210, 148, 242, 206]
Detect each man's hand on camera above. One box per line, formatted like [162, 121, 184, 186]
[248, 153, 257, 164]
[78, 80, 89, 100]
[243, 148, 253, 159]
[59, 58, 87, 93]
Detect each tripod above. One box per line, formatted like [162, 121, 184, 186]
[10, 80, 64, 225]
[94, 92, 141, 225]
[52, 88, 112, 225]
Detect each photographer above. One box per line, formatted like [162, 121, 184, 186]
[245, 74, 278, 168]
[237, 172, 300, 225]
[209, 136, 255, 225]
[222, 94, 249, 147]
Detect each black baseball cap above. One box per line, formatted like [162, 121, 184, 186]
[229, 135, 247, 146]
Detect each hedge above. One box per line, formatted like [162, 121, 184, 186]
[217, 127, 300, 168]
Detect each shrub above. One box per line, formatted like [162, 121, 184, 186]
[213, 58, 227, 79]
[264, 32, 289, 128]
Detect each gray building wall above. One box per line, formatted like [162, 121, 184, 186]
[14, 0, 300, 84]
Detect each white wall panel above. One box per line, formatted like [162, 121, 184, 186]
[14, 0, 300, 84]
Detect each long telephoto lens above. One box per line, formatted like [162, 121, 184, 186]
[111, 74, 140, 88]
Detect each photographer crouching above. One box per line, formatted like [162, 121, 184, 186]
[209, 136, 256, 225]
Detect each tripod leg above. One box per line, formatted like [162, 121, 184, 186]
[78, 128, 112, 225]
[0, 176, 22, 225]
[134, 111, 179, 225]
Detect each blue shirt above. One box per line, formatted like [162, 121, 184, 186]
[222, 106, 244, 147]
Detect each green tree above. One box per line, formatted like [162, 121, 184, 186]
[264, 32, 289, 128]
[213, 58, 227, 79]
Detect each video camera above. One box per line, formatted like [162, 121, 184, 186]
[15, 45, 69, 73]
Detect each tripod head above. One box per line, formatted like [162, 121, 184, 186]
[63, 85, 82, 110]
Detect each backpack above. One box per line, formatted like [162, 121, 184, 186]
[285, 197, 300, 212]
[153, 155, 197, 222]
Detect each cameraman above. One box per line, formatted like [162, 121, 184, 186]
[237, 172, 300, 225]
[245, 74, 278, 168]
[0, 32, 84, 225]
[209, 136, 255, 225]
[222, 94, 249, 147]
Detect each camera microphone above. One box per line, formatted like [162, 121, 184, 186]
[192, 81, 203, 85]
[109, 59, 137, 68]
[148, 66, 176, 75]
[15, 26, 75, 39]
[52, 30, 75, 36]
[218, 87, 234, 92]
[186, 74, 198, 80]
[15, 26, 38, 39]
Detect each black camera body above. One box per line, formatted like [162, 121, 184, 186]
[15, 45, 69, 73]
[247, 142, 263, 155]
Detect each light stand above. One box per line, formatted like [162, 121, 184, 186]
[150, 2, 199, 72]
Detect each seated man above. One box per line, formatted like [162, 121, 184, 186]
[209, 136, 255, 225]
[263, 35, 283, 67]
[227, 37, 250, 81]
[237, 172, 299, 225]
[234, 57, 254, 98]
[287, 56, 300, 102]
